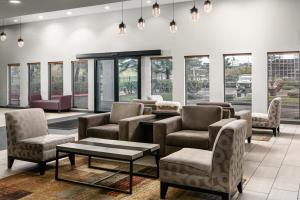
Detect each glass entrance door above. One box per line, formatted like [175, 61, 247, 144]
[95, 57, 141, 112]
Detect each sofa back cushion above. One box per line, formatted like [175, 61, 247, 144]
[5, 108, 48, 142]
[197, 102, 235, 116]
[182, 106, 223, 131]
[109, 102, 144, 124]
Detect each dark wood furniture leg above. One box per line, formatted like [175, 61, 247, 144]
[7, 156, 15, 169]
[39, 161, 47, 175]
[160, 182, 169, 199]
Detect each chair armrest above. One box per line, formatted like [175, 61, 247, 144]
[208, 118, 236, 150]
[235, 110, 252, 139]
[118, 114, 156, 141]
[78, 113, 111, 140]
[153, 116, 182, 156]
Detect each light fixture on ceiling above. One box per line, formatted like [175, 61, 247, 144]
[66, 11, 73, 15]
[38, 15, 44, 20]
[0, 19, 7, 42]
[190, 0, 199, 22]
[152, 1, 160, 17]
[169, 0, 177, 33]
[13, 19, 18, 23]
[9, 0, 21, 4]
[204, 0, 212, 13]
[118, 0, 126, 34]
[104, 5, 110, 10]
[146, 0, 152, 4]
[17, 17, 24, 48]
[137, 0, 145, 30]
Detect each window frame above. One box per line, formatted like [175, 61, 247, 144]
[184, 55, 210, 105]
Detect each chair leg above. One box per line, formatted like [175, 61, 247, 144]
[160, 182, 169, 199]
[277, 127, 280, 134]
[237, 181, 243, 193]
[39, 161, 47, 175]
[68, 154, 75, 166]
[247, 136, 251, 144]
[272, 128, 277, 137]
[7, 156, 14, 169]
[221, 192, 230, 200]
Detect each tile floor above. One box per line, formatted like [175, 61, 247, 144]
[0, 123, 300, 200]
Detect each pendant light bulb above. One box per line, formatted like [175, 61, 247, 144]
[152, 2, 160, 17]
[0, 32, 6, 41]
[204, 0, 212, 13]
[169, 20, 177, 33]
[190, 6, 199, 22]
[17, 38, 24, 47]
[119, 22, 126, 35]
[137, 17, 145, 30]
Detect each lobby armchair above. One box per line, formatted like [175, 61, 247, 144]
[5, 108, 75, 175]
[153, 106, 235, 156]
[252, 97, 282, 136]
[78, 102, 155, 141]
[160, 120, 247, 200]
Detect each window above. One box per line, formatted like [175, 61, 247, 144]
[72, 61, 88, 109]
[185, 55, 210, 104]
[49, 62, 63, 99]
[28, 63, 41, 97]
[224, 54, 252, 111]
[118, 58, 139, 102]
[151, 57, 173, 101]
[268, 52, 300, 120]
[8, 64, 20, 106]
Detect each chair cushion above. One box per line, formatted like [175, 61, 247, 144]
[18, 134, 75, 151]
[166, 130, 209, 149]
[109, 103, 144, 124]
[252, 113, 269, 122]
[182, 106, 223, 131]
[87, 124, 119, 140]
[160, 148, 212, 176]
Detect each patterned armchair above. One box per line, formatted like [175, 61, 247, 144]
[5, 108, 75, 175]
[252, 97, 282, 136]
[160, 120, 247, 200]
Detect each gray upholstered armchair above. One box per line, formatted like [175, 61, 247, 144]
[78, 102, 155, 141]
[252, 97, 282, 136]
[153, 106, 236, 156]
[5, 108, 75, 175]
[196, 102, 252, 143]
[160, 120, 247, 200]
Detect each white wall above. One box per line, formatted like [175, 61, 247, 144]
[0, 0, 300, 112]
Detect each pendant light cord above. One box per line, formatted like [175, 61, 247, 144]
[172, 0, 175, 20]
[121, 0, 124, 22]
[1, 19, 4, 32]
[141, 0, 143, 17]
[19, 17, 22, 37]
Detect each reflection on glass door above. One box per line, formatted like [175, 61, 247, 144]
[118, 58, 139, 102]
[95, 59, 115, 112]
[8, 64, 20, 106]
[72, 61, 88, 109]
[28, 62, 41, 97]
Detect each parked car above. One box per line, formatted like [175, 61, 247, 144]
[237, 74, 252, 97]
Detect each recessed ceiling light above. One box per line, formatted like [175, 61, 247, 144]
[66, 11, 73, 15]
[146, 0, 152, 4]
[13, 19, 18, 23]
[38, 15, 44, 20]
[104, 5, 110, 10]
[9, 0, 21, 4]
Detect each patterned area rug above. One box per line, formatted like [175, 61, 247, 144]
[0, 156, 238, 200]
[252, 128, 273, 142]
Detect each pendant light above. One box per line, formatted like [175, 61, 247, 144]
[204, 0, 212, 13]
[137, 0, 145, 30]
[118, 0, 126, 34]
[152, 0, 160, 17]
[0, 19, 7, 42]
[169, 0, 177, 33]
[190, 0, 199, 22]
[17, 17, 24, 48]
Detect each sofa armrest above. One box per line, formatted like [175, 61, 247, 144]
[78, 113, 111, 140]
[208, 118, 236, 150]
[235, 110, 252, 139]
[153, 116, 182, 156]
[118, 114, 156, 141]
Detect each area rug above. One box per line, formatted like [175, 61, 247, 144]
[48, 119, 78, 130]
[0, 156, 237, 200]
[251, 128, 273, 142]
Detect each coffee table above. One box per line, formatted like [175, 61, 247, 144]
[55, 138, 160, 194]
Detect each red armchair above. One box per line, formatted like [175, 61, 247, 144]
[29, 95, 72, 112]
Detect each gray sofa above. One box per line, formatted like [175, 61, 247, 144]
[160, 120, 247, 200]
[153, 106, 235, 156]
[79, 102, 155, 141]
[5, 108, 75, 175]
[196, 102, 252, 143]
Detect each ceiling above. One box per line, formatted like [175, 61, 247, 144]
[0, 0, 121, 18]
